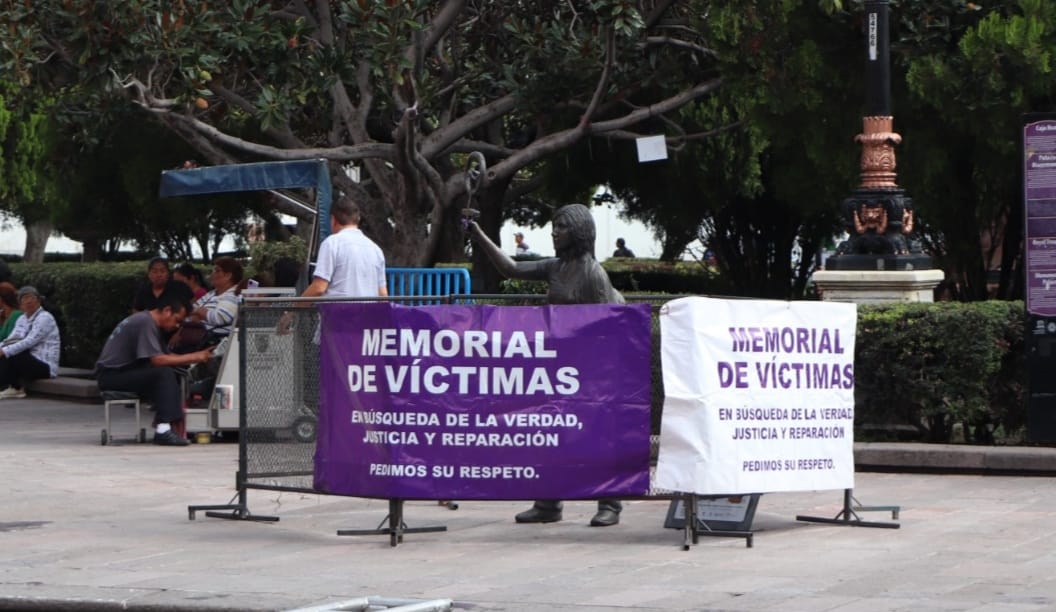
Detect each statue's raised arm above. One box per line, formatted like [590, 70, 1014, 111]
[467, 204, 622, 305]
[466, 220, 548, 281]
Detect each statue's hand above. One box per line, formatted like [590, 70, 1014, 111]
[461, 208, 481, 234]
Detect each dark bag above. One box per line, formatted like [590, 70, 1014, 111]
[171, 320, 208, 353]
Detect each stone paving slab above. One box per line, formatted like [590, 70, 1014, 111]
[2, 397, 1056, 611]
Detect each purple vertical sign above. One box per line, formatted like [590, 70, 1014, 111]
[1025, 119, 1056, 316]
[313, 302, 652, 500]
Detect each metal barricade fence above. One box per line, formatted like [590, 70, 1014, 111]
[193, 293, 760, 547]
[235, 294, 674, 496]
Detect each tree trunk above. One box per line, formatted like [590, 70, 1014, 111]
[23, 219, 53, 264]
[471, 184, 511, 294]
[81, 238, 102, 262]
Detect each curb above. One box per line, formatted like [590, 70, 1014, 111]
[854, 442, 1056, 474]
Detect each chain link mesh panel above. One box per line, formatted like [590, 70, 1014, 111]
[241, 304, 317, 492]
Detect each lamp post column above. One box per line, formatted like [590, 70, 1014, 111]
[825, 0, 931, 271]
[813, 0, 943, 303]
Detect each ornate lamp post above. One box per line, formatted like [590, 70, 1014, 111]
[813, 0, 943, 302]
[825, 0, 931, 271]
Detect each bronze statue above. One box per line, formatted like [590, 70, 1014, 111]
[467, 203, 624, 527]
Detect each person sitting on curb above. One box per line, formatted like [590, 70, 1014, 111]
[0, 286, 61, 399]
[95, 293, 214, 446]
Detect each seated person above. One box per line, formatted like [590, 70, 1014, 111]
[612, 237, 635, 258]
[0, 282, 23, 341]
[133, 257, 193, 313]
[173, 263, 208, 301]
[95, 293, 214, 446]
[0, 286, 61, 399]
[188, 256, 244, 343]
[514, 232, 530, 256]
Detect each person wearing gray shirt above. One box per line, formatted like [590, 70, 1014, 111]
[95, 294, 214, 446]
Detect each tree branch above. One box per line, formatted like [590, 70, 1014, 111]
[580, 27, 615, 129]
[642, 36, 717, 58]
[312, 0, 334, 46]
[411, 0, 464, 74]
[152, 109, 395, 162]
[489, 78, 722, 184]
[420, 93, 518, 158]
[642, 0, 681, 29]
[503, 174, 547, 205]
[598, 119, 744, 151]
[588, 78, 723, 133]
[209, 81, 306, 148]
[117, 73, 179, 109]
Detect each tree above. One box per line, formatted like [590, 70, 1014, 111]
[0, 85, 65, 262]
[564, 0, 1056, 300]
[1, 80, 263, 262]
[0, 0, 722, 287]
[892, 0, 1056, 300]
[528, 2, 860, 298]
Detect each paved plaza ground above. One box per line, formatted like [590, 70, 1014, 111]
[2, 396, 1056, 611]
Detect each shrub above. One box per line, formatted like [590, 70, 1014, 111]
[853, 301, 1024, 443]
[10, 262, 145, 369]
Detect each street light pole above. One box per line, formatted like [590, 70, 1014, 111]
[825, 0, 932, 271]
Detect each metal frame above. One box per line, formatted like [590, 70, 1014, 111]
[101, 392, 146, 446]
[159, 158, 335, 290]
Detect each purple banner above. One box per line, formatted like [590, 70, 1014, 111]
[313, 302, 652, 500]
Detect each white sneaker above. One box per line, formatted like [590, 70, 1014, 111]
[0, 387, 26, 399]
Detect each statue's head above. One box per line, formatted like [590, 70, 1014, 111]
[552, 204, 596, 259]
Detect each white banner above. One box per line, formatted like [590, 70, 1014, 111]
[655, 297, 857, 494]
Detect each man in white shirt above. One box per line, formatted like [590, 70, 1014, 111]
[277, 195, 388, 436]
[0, 286, 61, 399]
[279, 195, 387, 335]
[304, 196, 388, 300]
[276, 196, 388, 337]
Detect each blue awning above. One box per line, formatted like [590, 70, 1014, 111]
[158, 159, 333, 241]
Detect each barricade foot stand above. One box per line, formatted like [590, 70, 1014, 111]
[188, 485, 279, 522]
[680, 494, 755, 550]
[796, 488, 900, 529]
[336, 499, 447, 547]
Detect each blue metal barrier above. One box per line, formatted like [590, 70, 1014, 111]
[385, 268, 472, 305]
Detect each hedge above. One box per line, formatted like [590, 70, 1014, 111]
[642, 299, 1025, 444]
[11, 261, 1027, 444]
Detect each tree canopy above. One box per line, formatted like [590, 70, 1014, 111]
[0, 0, 722, 280]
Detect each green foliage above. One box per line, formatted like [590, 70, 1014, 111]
[854, 300, 1025, 443]
[9, 261, 145, 369]
[50, 106, 261, 261]
[602, 258, 720, 294]
[247, 236, 308, 284]
[892, 0, 1056, 299]
[0, 90, 64, 226]
[499, 278, 549, 296]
